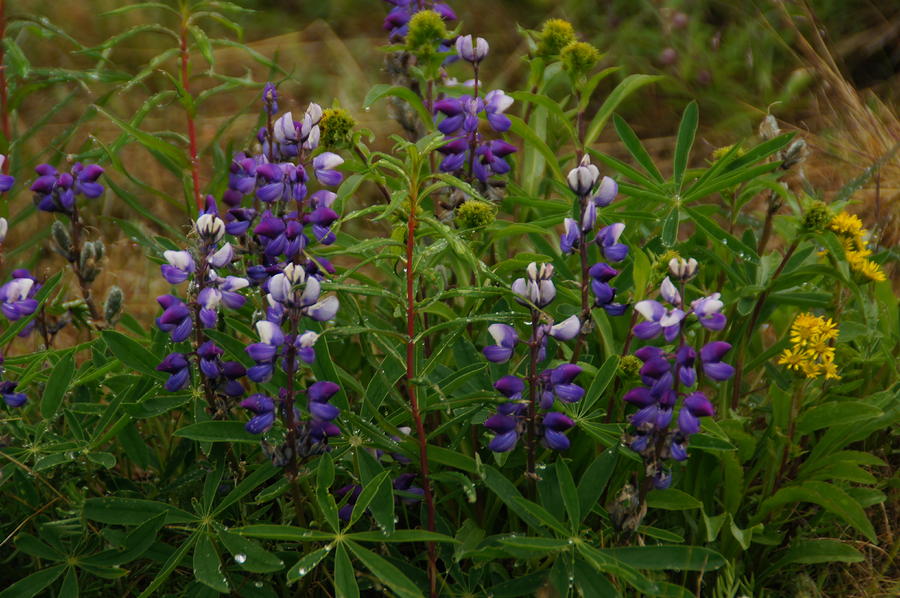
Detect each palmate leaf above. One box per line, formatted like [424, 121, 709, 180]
[672, 101, 699, 191]
[346, 540, 424, 598]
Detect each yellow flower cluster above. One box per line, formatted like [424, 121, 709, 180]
[828, 212, 886, 282]
[777, 312, 840, 379]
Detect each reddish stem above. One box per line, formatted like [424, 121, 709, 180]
[0, 0, 9, 173]
[179, 21, 201, 211]
[405, 192, 438, 597]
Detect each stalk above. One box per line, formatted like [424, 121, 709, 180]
[68, 204, 102, 323]
[525, 309, 540, 481]
[0, 0, 10, 172]
[405, 181, 438, 598]
[730, 239, 798, 409]
[179, 16, 202, 211]
[190, 246, 216, 414]
[570, 192, 590, 364]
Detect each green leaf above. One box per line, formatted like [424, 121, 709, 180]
[0, 565, 65, 598]
[346, 530, 459, 544]
[508, 114, 564, 182]
[94, 106, 189, 170]
[497, 536, 570, 553]
[584, 75, 663, 147]
[233, 525, 334, 542]
[602, 545, 725, 571]
[613, 114, 664, 183]
[334, 544, 359, 598]
[509, 496, 570, 537]
[556, 460, 580, 528]
[189, 25, 214, 65]
[354, 451, 395, 534]
[217, 528, 284, 573]
[58, 568, 77, 598]
[41, 352, 75, 418]
[173, 421, 258, 444]
[348, 470, 391, 528]
[82, 513, 166, 566]
[101, 331, 164, 380]
[661, 207, 679, 246]
[577, 544, 659, 595]
[194, 533, 229, 593]
[672, 101, 699, 191]
[797, 402, 882, 436]
[578, 355, 618, 415]
[136, 533, 197, 598]
[83, 497, 195, 525]
[363, 84, 432, 130]
[685, 205, 759, 264]
[646, 489, 702, 511]
[768, 539, 864, 576]
[286, 547, 331, 584]
[758, 481, 877, 542]
[345, 540, 423, 598]
[577, 448, 618, 520]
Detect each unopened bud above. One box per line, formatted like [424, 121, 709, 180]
[668, 257, 698, 280]
[0, 217, 7, 244]
[780, 139, 807, 170]
[758, 114, 780, 141]
[51, 220, 73, 260]
[104, 286, 124, 323]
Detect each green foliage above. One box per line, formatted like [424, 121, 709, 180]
[0, 2, 896, 598]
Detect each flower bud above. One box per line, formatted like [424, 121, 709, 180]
[536, 19, 576, 57]
[0, 217, 7, 244]
[51, 220, 73, 260]
[195, 214, 225, 243]
[104, 286, 124, 323]
[561, 41, 601, 79]
[566, 155, 600, 196]
[668, 257, 698, 280]
[406, 10, 447, 58]
[455, 34, 489, 63]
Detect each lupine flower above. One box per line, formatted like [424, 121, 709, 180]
[668, 257, 698, 280]
[542, 412, 575, 450]
[483, 323, 517, 363]
[595, 223, 628, 262]
[155, 295, 192, 342]
[511, 262, 556, 307]
[382, 0, 456, 42]
[241, 394, 276, 434]
[31, 163, 104, 214]
[161, 251, 196, 284]
[434, 92, 516, 183]
[633, 300, 685, 342]
[246, 321, 284, 382]
[0, 380, 27, 408]
[691, 293, 726, 330]
[0, 277, 39, 321]
[262, 82, 278, 114]
[700, 341, 735, 381]
[456, 34, 488, 63]
[0, 155, 14, 192]
[589, 262, 627, 315]
[195, 213, 225, 243]
[549, 315, 581, 341]
[157, 352, 191, 391]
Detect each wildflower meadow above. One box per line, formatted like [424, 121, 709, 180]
[0, 1, 897, 597]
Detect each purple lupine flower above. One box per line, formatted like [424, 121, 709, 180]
[674, 345, 696, 387]
[511, 262, 556, 308]
[567, 155, 600, 196]
[155, 295, 192, 342]
[30, 163, 104, 214]
[560, 218, 579, 254]
[296, 331, 319, 364]
[589, 262, 627, 316]
[455, 34, 488, 63]
[668, 257, 698, 280]
[195, 213, 225, 243]
[691, 293, 726, 330]
[483, 323, 517, 363]
[542, 412, 574, 450]
[633, 300, 685, 342]
[594, 176, 617, 207]
[0, 277, 39, 321]
[241, 393, 276, 434]
[393, 472, 424, 504]
[700, 341, 734, 381]
[483, 90, 513, 132]
[660, 277, 681, 305]
[246, 320, 284, 382]
[494, 375, 524, 399]
[677, 391, 714, 437]
[262, 82, 278, 114]
[157, 352, 190, 391]
[161, 250, 195, 284]
[313, 152, 344, 186]
[595, 223, 628, 262]
[549, 315, 581, 341]
[0, 380, 26, 408]
[546, 364, 584, 404]
[484, 413, 519, 452]
[0, 155, 14, 192]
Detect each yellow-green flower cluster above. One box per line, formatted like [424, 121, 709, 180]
[777, 312, 840, 380]
[828, 211, 886, 282]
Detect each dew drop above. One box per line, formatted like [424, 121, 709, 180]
[254, 582, 263, 588]
[234, 553, 247, 564]
[298, 567, 308, 576]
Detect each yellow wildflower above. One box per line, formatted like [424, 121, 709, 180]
[826, 211, 886, 283]
[779, 312, 840, 380]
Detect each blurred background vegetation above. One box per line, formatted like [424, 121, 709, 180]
[2, 0, 898, 327]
